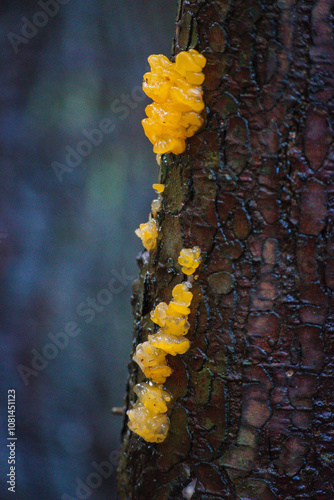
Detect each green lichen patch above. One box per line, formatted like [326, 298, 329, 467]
[207, 341, 226, 378]
[225, 116, 250, 174]
[220, 444, 257, 478]
[208, 271, 234, 295]
[163, 164, 186, 214]
[213, 92, 238, 119]
[189, 363, 213, 405]
[159, 215, 183, 265]
[236, 426, 258, 448]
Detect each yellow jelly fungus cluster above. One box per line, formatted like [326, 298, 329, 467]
[178, 246, 201, 275]
[135, 184, 165, 251]
[127, 247, 201, 443]
[142, 49, 206, 155]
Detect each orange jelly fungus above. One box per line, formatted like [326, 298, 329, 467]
[127, 248, 201, 443]
[152, 183, 165, 193]
[142, 49, 206, 155]
[134, 218, 158, 251]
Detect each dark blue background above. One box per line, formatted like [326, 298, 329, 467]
[0, 1, 175, 498]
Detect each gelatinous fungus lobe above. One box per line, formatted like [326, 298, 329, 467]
[135, 219, 158, 252]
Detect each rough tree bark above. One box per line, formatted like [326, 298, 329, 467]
[117, 0, 334, 498]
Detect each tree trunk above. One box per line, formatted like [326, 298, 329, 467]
[117, 0, 334, 498]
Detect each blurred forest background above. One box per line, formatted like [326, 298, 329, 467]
[0, 1, 175, 498]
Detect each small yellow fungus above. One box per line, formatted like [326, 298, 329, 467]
[142, 49, 206, 155]
[152, 183, 165, 194]
[151, 197, 162, 218]
[135, 218, 158, 251]
[134, 382, 171, 414]
[178, 246, 201, 275]
[148, 331, 190, 355]
[127, 404, 169, 443]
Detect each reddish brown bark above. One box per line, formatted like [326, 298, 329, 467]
[118, 0, 334, 498]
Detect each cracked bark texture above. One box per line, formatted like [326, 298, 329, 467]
[117, 0, 334, 498]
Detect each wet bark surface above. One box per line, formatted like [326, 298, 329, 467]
[117, 0, 334, 498]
